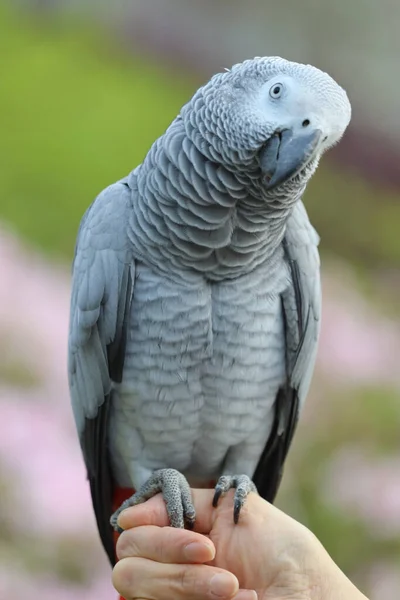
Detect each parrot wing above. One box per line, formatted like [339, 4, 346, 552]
[68, 179, 134, 564]
[252, 200, 321, 501]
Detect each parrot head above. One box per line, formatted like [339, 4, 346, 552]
[182, 56, 351, 193]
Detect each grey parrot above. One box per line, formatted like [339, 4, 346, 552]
[68, 56, 351, 565]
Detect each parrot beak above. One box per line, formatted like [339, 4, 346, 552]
[259, 128, 323, 190]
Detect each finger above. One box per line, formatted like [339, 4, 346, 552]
[116, 525, 215, 563]
[118, 488, 219, 533]
[112, 557, 240, 600]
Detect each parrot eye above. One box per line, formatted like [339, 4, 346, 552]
[269, 83, 284, 99]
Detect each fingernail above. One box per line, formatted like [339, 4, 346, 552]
[210, 573, 238, 598]
[233, 591, 258, 600]
[184, 542, 215, 562]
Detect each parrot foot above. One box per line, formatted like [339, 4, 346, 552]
[110, 468, 196, 531]
[212, 474, 258, 524]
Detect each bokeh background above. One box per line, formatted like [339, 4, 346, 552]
[1, 1, 400, 598]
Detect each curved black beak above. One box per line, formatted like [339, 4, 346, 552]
[259, 128, 323, 190]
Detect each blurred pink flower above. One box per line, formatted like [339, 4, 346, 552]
[0, 226, 71, 392]
[323, 445, 400, 538]
[319, 265, 400, 388]
[365, 562, 400, 600]
[0, 568, 115, 600]
[0, 393, 96, 535]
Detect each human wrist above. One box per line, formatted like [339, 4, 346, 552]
[318, 565, 369, 600]
[305, 537, 369, 600]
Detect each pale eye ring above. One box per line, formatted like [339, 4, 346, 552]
[269, 83, 284, 98]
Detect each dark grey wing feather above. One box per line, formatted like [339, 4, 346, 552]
[253, 201, 321, 501]
[68, 180, 134, 564]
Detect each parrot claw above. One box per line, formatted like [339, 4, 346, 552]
[110, 468, 196, 531]
[213, 474, 257, 524]
[212, 487, 223, 508]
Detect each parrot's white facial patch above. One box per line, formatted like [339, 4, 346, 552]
[258, 70, 351, 154]
[187, 56, 351, 183]
[243, 61, 352, 190]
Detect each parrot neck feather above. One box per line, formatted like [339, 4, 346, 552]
[127, 119, 304, 280]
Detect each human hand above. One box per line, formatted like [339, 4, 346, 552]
[112, 488, 368, 600]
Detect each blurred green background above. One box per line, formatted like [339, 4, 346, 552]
[1, 2, 399, 599]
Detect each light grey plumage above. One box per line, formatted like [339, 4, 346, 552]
[68, 56, 351, 563]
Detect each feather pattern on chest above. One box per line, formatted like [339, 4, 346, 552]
[109, 252, 289, 489]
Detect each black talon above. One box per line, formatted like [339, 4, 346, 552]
[184, 510, 196, 530]
[212, 474, 257, 523]
[233, 500, 242, 524]
[213, 489, 222, 508]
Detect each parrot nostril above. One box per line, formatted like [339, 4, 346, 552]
[302, 119, 310, 127]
